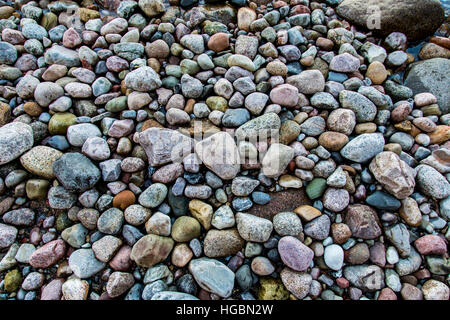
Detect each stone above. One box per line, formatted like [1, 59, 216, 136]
[124, 66, 162, 92]
[340, 133, 385, 163]
[171, 216, 201, 242]
[422, 280, 449, 300]
[130, 234, 174, 267]
[138, 183, 168, 208]
[280, 268, 312, 299]
[415, 164, 450, 199]
[195, 132, 240, 180]
[287, 70, 325, 94]
[0, 122, 34, 165]
[261, 143, 294, 178]
[336, 0, 444, 41]
[236, 212, 273, 243]
[53, 153, 101, 192]
[188, 258, 235, 298]
[344, 204, 382, 239]
[29, 240, 66, 268]
[204, 229, 244, 257]
[343, 265, 385, 292]
[278, 236, 314, 271]
[369, 152, 416, 199]
[404, 58, 450, 113]
[69, 249, 106, 278]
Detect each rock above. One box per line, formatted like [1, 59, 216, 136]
[369, 152, 416, 199]
[137, 128, 193, 166]
[340, 133, 385, 163]
[138, 183, 168, 208]
[286, 70, 325, 94]
[53, 153, 101, 192]
[29, 240, 66, 268]
[384, 223, 411, 258]
[414, 235, 447, 255]
[344, 204, 382, 239]
[343, 265, 385, 292]
[20, 146, 62, 179]
[0, 122, 34, 165]
[336, 0, 444, 41]
[258, 277, 290, 300]
[324, 244, 344, 270]
[278, 236, 314, 271]
[188, 258, 235, 298]
[415, 165, 450, 199]
[0, 223, 17, 249]
[124, 66, 161, 92]
[270, 84, 299, 107]
[339, 90, 377, 122]
[235, 112, 281, 141]
[44, 45, 80, 67]
[280, 268, 312, 299]
[399, 197, 422, 227]
[261, 143, 294, 178]
[422, 280, 449, 300]
[151, 291, 199, 300]
[236, 212, 273, 242]
[171, 216, 201, 242]
[195, 131, 240, 180]
[69, 249, 106, 279]
[130, 234, 174, 267]
[323, 188, 350, 212]
[329, 53, 360, 72]
[273, 212, 303, 236]
[404, 58, 450, 113]
[62, 278, 89, 300]
[304, 215, 330, 240]
[204, 229, 244, 257]
[106, 272, 135, 298]
[366, 191, 401, 211]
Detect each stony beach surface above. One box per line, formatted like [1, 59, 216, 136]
[0, 0, 449, 301]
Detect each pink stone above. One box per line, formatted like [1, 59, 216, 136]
[414, 93, 437, 107]
[269, 84, 299, 107]
[378, 287, 398, 300]
[278, 236, 314, 271]
[108, 119, 135, 138]
[329, 53, 361, 73]
[414, 235, 447, 255]
[1, 28, 25, 44]
[29, 239, 66, 268]
[109, 245, 132, 271]
[63, 28, 82, 48]
[41, 279, 64, 300]
[152, 163, 184, 183]
[336, 277, 349, 288]
[106, 56, 129, 72]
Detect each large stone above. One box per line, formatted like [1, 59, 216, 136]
[20, 146, 63, 179]
[340, 133, 385, 163]
[236, 212, 273, 243]
[343, 265, 385, 292]
[404, 58, 450, 114]
[53, 153, 101, 192]
[137, 128, 193, 166]
[130, 234, 174, 267]
[344, 204, 382, 239]
[203, 229, 244, 258]
[369, 152, 416, 199]
[415, 164, 450, 200]
[124, 66, 162, 92]
[278, 236, 314, 272]
[188, 258, 235, 298]
[195, 132, 241, 180]
[336, 0, 444, 41]
[0, 122, 34, 165]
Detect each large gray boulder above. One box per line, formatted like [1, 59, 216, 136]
[404, 58, 450, 114]
[336, 0, 444, 41]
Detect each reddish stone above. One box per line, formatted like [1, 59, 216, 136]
[109, 245, 132, 271]
[278, 236, 314, 272]
[41, 278, 64, 300]
[208, 33, 230, 53]
[29, 239, 66, 268]
[344, 204, 382, 240]
[378, 288, 397, 300]
[336, 277, 349, 288]
[414, 235, 447, 255]
[63, 27, 82, 48]
[106, 56, 129, 72]
[113, 190, 136, 210]
[151, 163, 184, 184]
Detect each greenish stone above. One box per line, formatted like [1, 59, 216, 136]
[171, 216, 201, 242]
[425, 256, 450, 275]
[26, 179, 50, 200]
[48, 112, 76, 135]
[206, 96, 228, 112]
[421, 104, 442, 116]
[165, 65, 182, 78]
[261, 27, 277, 43]
[105, 96, 128, 113]
[162, 76, 179, 89]
[40, 12, 58, 30]
[213, 53, 232, 68]
[56, 211, 72, 232]
[203, 21, 228, 35]
[4, 269, 22, 293]
[306, 178, 327, 200]
[258, 278, 289, 300]
[180, 59, 200, 75]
